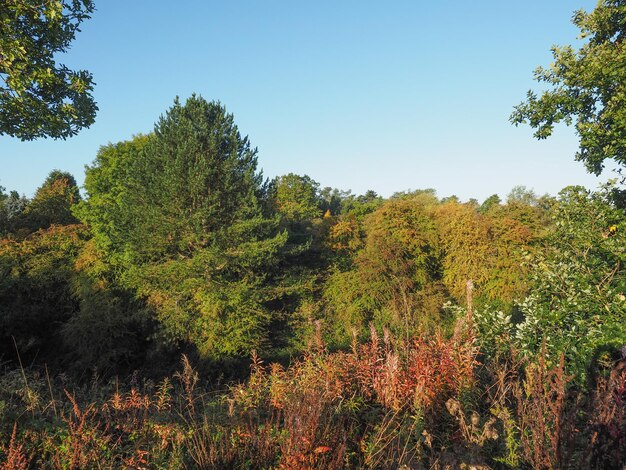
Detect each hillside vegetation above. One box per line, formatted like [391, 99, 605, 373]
[3, 0, 626, 466]
[1, 96, 625, 469]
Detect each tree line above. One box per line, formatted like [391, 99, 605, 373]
[1, 95, 624, 385]
[2, 0, 626, 466]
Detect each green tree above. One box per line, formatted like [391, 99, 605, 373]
[269, 173, 322, 222]
[75, 135, 151, 264]
[123, 97, 264, 264]
[0, 184, 29, 236]
[267, 173, 325, 259]
[79, 96, 288, 358]
[502, 186, 549, 236]
[20, 170, 81, 232]
[478, 194, 501, 213]
[0, 186, 7, 234]
[506, 185, 537, 206]
[339, 189, 383, 219]
[512, 185, 626, 381]
[324, 197, 445, 342]
[433, 200, 535, 307]
[319, 186, 348, 216]
[511, 0, 626, 175]
[0, 0, 97, 140]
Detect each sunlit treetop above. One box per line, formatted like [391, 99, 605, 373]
[511, 0, 626, 175]
[0, 0, 97, 140]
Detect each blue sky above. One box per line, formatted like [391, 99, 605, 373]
[1, 0, 608, 201]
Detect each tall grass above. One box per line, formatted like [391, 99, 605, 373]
[1, 323, 625, 469]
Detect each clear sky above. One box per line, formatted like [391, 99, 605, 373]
[0, 0, 609, 202]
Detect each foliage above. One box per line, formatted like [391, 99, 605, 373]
[511, 0, 626, 174]
[2, 299, 626, 469]
[322, 190, 543, 345]
[269, 173, 322, 222]
[0, 224, 87, 360]
[514, 185, 626, 381]
[4, 84, 626, 468]
[0, 325, 480, 469]
[478, 193, 501, 213]
[97, 96, 265, 266]
[62, 240, 151, 373]
[266, 173, 328, 274]
[74, 135, 150, 265]
[434, 199, 536, 307]
[78, 96, 288, 358]
[132, 222, 288, 358]
[319, 186, 351, 216]
[0, 0, 97, 140]
[327, 213, 362, 254]
[516, 352, 576, 470]
[0, 171, 81, 238]
[6, 321, 625, 469]
[323, 197, 446, 342]
[338, 189, 384, 219]
[586, 356, 626, 468]
[474, 305, 516, 357]
[19, 170, 81, 232]
[0, 187, 27, 236]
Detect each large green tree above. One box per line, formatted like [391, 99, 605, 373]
[79, 96, 288, 358]
[76, 135, 151, 264]
[0, 0, 97, 140]
[511, 1, 626, 175]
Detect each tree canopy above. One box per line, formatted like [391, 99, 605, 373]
[511, 0, 626, 175]
[79, 95, 287, 358]
[21, 170, 81, 231]
[0, 0, 97, 140]
[269, 173, 322, 223]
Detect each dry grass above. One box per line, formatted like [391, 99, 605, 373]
[1, 325, 624, 469]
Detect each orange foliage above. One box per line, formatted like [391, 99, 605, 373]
[433, 201, 535, 304]
[328, 214, 361, 252]
[0, 424, 29, 470]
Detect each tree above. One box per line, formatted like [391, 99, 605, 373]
[511, 185, 626, 381]
[324, 198, 446, 342]
[0, 186, 7, 234]
[75, 135, 151, 264]
[19, 170, 81, 232]
[79, 95, 288, 358]
[319, 186, 349, 216]
[433, 200, 535, 307]
[0, 0, 97, 140]
[267, 173, 324, 260]
[0, 188, 28, 236]
[511, 1, 626, 175]
[0, 171, 79, 237]
[506, 185, 537, 206]
[269, 173, 322, 222]
[478, 194, 501, 213]
[124, 96, 264, 264]
[339, 189, 383, 219]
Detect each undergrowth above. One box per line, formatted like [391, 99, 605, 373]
[1, 323, 625, 469]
